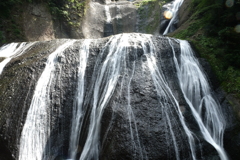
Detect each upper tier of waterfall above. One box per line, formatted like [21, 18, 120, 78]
[162, 0, 184, 35]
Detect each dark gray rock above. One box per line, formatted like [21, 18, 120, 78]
[0, 57, 5, 63]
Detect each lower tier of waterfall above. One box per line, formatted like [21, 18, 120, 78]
[0, 33, 235, 160]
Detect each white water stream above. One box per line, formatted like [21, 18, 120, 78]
[77, 34, 198, 160]
[79, 34, 142, 160]
[163, 0, 184, 35]
[18, 40, 76, 160]
[141, 35, 196, 160]
[168, 38, 228, 160]
[0, 42, 34, 74]
[0, 0, 230, 159]
[105, 5, 112, 24]
[68, 39, 91, 159]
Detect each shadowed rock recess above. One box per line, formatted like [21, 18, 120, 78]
[0, 0, 239, 160]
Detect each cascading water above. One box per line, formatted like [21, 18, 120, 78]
[69, 39, 91, 159]
[104, 4, 114, 37]
[0, 0, 233, 159]
[162, 0, 184, 35]
[79, 34, 143, 160]
[0, 32, 230, 160]
[142, 35, 196, 160]
[18, 40, 75, 160]
[66, 34, 204, 160]
[105, 5, 112, 24]
[168, 38, 228, 160]
[0, 42, 34, 74]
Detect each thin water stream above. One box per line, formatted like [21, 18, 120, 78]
[18, 40, 76, 160]
[79, 34, 138, 160]
[168, 38, 228, 160]
[142, 35, 196, 160]
[0, 42, 35, 74]
[69, 40, 91, 159]
[163, 0, 184, 35]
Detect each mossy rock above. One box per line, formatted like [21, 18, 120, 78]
[134, 0, 161, 34]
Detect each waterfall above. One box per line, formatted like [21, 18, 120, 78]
[0, 42, 34, 74]
[79, 34, 141, 160]
[142, 35, 196, 160]
[104, 4, 114, 37]
[18, 40, 76, 160]
[69, 39, 91, 159]
[0, 0, 234, 158]
[67, 34, 199, 160]
[0, 35, 230, 160]
[168, 38, 228, 160]
[105, 5, 112, 24]
[162, 0, 184, 35]
[0, 43, 25, 57]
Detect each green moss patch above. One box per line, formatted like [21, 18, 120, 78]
[134, 0, 161, 33]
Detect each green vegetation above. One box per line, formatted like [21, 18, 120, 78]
[173, 0, 240, 98]
[0, 0, 87, 45]
[134, 0, 161, 33]
[48, 0, 86, 27]
[133, 0, 173, 33]
[0, 0, 25, 44]
[135, 0, 157, 7]
[158, 0, 172, 7]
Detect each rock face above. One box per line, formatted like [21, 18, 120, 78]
[22, 4, 55, 41]
[20, 3, 84, 41]
[82, 0, 161, 38]
[0, 33, 235, 160]
[3, 0, 161, 42]
[0, 57, 4, 63]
